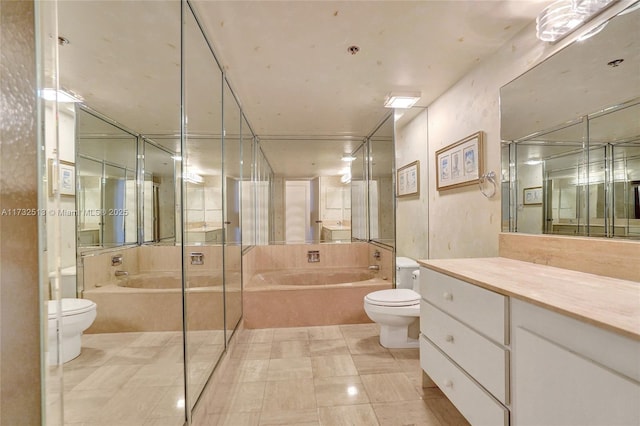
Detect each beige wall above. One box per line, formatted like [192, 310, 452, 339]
[0, 0, 42, 423]
[395, 6, 629, 260]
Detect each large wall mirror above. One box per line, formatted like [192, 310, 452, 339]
[368, 115, 395, 247]
[501, 2, 640, 239]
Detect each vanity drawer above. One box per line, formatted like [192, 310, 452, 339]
[420, 335, 508, 426]
[421, 301, 509, 404]
[421, 267, 508, 344]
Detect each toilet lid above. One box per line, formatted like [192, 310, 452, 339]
[365, 289, 420, 307]
[48, 298, 96, 319]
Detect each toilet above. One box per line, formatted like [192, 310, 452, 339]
[364, 257, 420, 348]
[47, 266, 97, 364]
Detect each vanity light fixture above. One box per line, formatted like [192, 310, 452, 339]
[536, 0, 616, 43]
[184, 171, 204, 184]
[383, 92, 421, 109]
[341, 154, 356, 162]
[40, 88, 83, 103]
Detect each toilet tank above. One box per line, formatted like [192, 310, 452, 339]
[395, 257, 419, 290]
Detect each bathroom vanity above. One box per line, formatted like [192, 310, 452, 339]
[418, 257, 640, 426]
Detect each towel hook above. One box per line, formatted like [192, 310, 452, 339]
[478, 171, 497, 198]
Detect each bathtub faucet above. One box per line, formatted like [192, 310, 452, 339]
[115, 270, 129, 277]
[368, 265, 380, 271]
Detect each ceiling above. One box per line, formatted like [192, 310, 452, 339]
[57, 0, 553, 178]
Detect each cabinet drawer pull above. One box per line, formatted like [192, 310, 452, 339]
[445, 334, 454, 343]
[444, 379, 453, 388]
[443, 292, 453, 301]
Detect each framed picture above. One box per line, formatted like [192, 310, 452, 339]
[523, 186, 543, 205]
[436, 131, 484, 191]
[48, 158, 76, 197]
[397, 160, 419, 197]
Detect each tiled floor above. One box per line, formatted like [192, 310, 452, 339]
[48, 330, 224, 426]
[193, 324, 470, 426]
[48, 324, 469, 425]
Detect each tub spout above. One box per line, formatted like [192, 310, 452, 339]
[368, 265, 380, 271]
[115, 270, 129, 277]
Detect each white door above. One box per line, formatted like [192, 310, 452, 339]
[310, 177, 321, 243]
[285, 181, 310, 243]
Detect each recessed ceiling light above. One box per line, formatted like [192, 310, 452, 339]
[341, 155, 356, 162]
[383, 92, 421, 109]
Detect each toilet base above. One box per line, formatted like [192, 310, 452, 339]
[379, 324, 420, 349]
[48, 333, 82, 364]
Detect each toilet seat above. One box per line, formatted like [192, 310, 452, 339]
[365, 289, 420, 307]
[48, 298, 96, 319]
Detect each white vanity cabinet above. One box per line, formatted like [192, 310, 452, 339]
[419, 267, 510, 425]
[418, 257, 640, 426]
[511, 299, 640, 426]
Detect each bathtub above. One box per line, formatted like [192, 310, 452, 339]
[83, 271, 239, 333]
[243, 267, 392, 328]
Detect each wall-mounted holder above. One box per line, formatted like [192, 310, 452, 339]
[111, 254, 123, 266]
[478, 171, 497, 198]
[307, 250, 320, 263]
[190, 252, 204, 265]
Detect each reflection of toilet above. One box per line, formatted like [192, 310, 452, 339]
[364, 257, 420, 348]
[47, 266, 97, 364]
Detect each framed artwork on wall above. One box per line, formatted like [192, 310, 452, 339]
[436, 131, 484, 191]
[397, 160, 419, 197]
[523, 186, 543, 205]
[48, 158, 76, 197]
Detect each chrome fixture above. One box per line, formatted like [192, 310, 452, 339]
[536, 0, 615, 42]
[115, 270, 129, 277]
[190, 252, 204, 265]
[373, 250, 381, 260]
[368, 265, 380, 271]
[111, 254, 123, 266]
[307, 250, 320, 263]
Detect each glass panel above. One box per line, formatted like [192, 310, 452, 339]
[76, 107, 138, 249]
[500, 3, 640, 239]
[183, 3, 225, 411]
[143, 140, 177, 243]
[241, 115, 255, 248]
[369, 116, 395, 246]
[223, 80, 243, 342]
[351, 143, 368, 240]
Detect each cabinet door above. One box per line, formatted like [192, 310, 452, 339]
[513, 327, 640, 426]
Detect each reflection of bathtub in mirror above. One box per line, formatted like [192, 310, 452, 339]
[84, 271, 240, 332]
[321, 224, 351, 242]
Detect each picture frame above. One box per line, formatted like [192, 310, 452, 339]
[523, 186, 543, 205]
[48, 158, 76, 197]
[397, 160, 419, 197]
[436, 131, 484, 191]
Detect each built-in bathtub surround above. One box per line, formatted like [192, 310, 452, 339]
[242, 243, 393, 328]
[83, 244, 232, 333]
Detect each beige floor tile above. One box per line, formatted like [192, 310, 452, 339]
[272, 327, 309, 342]
[345, 335, 389, 355]
[311, 354, 358, 378]
[236, 328, 275, 344]
[106, 346, 167, 365]
[215, 411, 261, 426]
[96, 386, 168, 425]
[309, 339, 350, 356]
[361, 373, 422, 403]
[389, 348, 419, 360]
[62, 388, 120, 423]
[63, 345, 115, 369]
[351, 353, 404, 375]
[189, 343, 225, 364]
[129, 331, 180, 347]
[267, 357, 313, 381]
[308, 325, 344, 340]
[222, 359, 270, 383]
[425, 397, 471, 426]
[73, 364, 141, 390]
[82, 332, 143, 349]
[230, 343, 272, 360]
[317, 404, 380, 426]
[210, 381, 267, 414]
[270, 340, 311, 359]
[258, 409, 319, 426]
[339, 323, 379, 339]
[314, 376, 370, 407]
[146, 386, 186, 420]
[373, 400, 442, 426]
[153, 343, 186, 365]
[62, 366, 98, 391]
[262, 379, 316, 412]
[142, 416, 185, 426]
[123, 362, 184, 388]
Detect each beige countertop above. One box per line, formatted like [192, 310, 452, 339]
[418, 257, 640, 340]
[186, 226, 223, 232]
